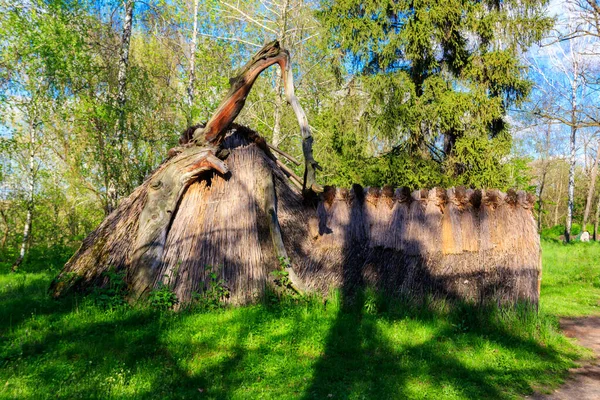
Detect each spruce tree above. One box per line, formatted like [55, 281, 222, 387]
[320, 0, 553, 188]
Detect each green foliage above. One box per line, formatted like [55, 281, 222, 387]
[317, 0, 553, 188]
[191, 265, 230, 310]
[148, 283, 179, 310]
[270, 256, 293, 288]
[541, 224, 596, 242]
[90, 268, 128, 310]
[362, 286, 379, 315]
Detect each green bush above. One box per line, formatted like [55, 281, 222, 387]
[191, 266, 230, 310]
[540, 223, 596, 241]
[148, 283, 179, 310]
[90, 268, 128, 310]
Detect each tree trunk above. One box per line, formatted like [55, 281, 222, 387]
[116, 0, 134, 128]
[537, 125, 551, 232]
[272, 71, 283, 147]
[186, 0, 199, 122]
[0, 208, 8, 249]
[271, 0, 289, 148]
[582, 139, 600, 231]
[594, 192, 600, 241]
[108, 0, 134, 214]
[565, 117, 577, 242]
[12, 120, 36, 271]
[53, 41, 318, 301]
[537, 168, 547, 232]
[554, 168, 564, 227]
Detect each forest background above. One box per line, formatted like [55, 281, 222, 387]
[1, 0, 599, 267]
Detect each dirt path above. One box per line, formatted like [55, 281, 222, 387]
[531, 317, 600, 400]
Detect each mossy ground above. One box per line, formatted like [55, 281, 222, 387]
[0, 240, 598, 399]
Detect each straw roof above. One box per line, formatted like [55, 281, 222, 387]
[51, 126, 541, 306]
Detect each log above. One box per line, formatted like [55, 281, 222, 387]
[129, 148, 228, 297]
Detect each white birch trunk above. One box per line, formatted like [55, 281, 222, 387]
[186, 0, 199, 117]
[271, 0, 290, 148]
[12, 120, 36, 270]
[565, 63, 579, 242]
[108, 0, 134, 214]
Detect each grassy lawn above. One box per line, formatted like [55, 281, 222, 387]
[540, 240, 600, 317]
[0, 241, 599, 399]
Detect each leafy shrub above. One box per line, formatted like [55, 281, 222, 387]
[192, 266, 230, 310]
[541, 223, 594, 241]
[90, 268, 128, 310]
[148, 283, 179, 310]
[362, 286, 378, 315]
[271, 256, 293, 288]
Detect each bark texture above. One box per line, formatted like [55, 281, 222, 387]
[186, 0, 199, 115]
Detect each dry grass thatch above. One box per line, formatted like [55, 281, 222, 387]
[51, 126, 541, 306]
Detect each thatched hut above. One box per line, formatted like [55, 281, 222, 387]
[50, 42, 542, 306]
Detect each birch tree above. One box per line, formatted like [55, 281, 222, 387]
[529, 29, 598, 241]
[108, 0, 135, 213]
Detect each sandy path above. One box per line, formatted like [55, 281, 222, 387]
[531, 317, 600, 400]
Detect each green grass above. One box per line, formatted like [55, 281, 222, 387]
[0, 240, 598, 399]
[540, 240, 600, 317]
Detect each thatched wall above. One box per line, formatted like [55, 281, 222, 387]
[290, 185, 541, 304]
[52, 129, 541, 306]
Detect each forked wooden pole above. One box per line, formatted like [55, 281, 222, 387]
[192, 40, 321, 196]
[129, 41, 315, 297]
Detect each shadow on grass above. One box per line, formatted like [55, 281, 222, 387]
[0, 251, 582, 399]
[300, 290, 575, 400]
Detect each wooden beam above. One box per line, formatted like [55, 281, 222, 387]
[191, 40, 321, 197]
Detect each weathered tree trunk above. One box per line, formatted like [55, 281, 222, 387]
[52, 41, 317, 301]
[12, 120, 36, 271]
[582, 139, 600, 231]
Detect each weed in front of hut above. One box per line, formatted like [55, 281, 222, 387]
[148, 283, 179, 310]
[191, 265, 230, 310]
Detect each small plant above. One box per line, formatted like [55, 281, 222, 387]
[148, 283, 179, 310]
[271, 256, 292, 288]
[363, 286, 378, 315]
[192, 266, 230, 310]
[267, 256, 305, 305]
[90, 268, 127, 310]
